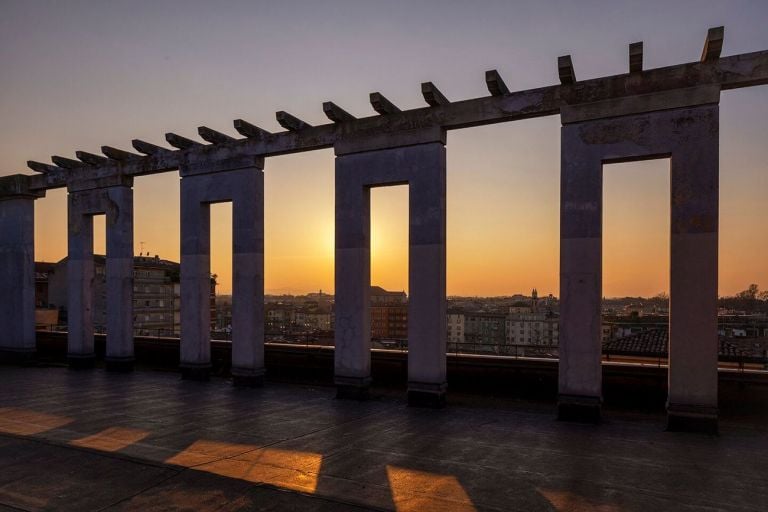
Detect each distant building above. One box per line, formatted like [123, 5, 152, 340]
[46, 254, 215, 335]
[464, 312, 506, 353]
[447, 311, 465, 347]
[370, 286, 407, 339]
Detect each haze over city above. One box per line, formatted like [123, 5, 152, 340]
[1, 0, 766, 297]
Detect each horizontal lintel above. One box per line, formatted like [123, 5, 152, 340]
[132, 139, 173, 156]
[421, 82, 449, 106]
[276, 111, 311, 131]
[370, 92, 400, 115]
[323, 102, 356, 123]
[485, 70, 509, 96]
[101, 146, 140, 161]
[558, 55, 576, 85]
[233, 119, 271, 139]
[629, 42, 643, 73]
[166, 132, 202, 149]
[51, 156, 84, 169]
[198, 126, 236, 144]
[702, 26, 724, 62]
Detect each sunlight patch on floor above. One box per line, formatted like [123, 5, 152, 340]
[0, 407, 73, 435]
[538, 488, 621, 512]
[386, 465, 477, 512]
[70, 426, 150, 452]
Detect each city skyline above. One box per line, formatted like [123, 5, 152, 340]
[2, 1, 767, 296]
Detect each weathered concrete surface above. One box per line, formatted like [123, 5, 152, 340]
[0, 197, 37, 359]
[67, 185, 134, 370]
[335, 141, 447, 405]
[180, 164, 264, 383]
[0, 367, 766, 511]
[559, 104, 720, 430]
[26, 48, 768, 192]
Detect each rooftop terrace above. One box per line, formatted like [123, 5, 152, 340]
[0, 366, 766, 511]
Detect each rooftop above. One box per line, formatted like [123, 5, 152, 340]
[0, 366, 766, 511]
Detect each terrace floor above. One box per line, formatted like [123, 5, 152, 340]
[0, 366, 766, 511]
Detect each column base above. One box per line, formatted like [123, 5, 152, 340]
[0, 347, 36, 365]
[105, 356, 134, 373]
[180, 364, 211, 381]
[666, 403, 718, 435]
[335, 375, 371, 400]
[68, 353, 96, 370]
[407, 381, 447, 409]
[557, 394, 601, 423]
[232, 367, 266, 388]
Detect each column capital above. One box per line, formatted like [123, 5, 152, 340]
[0, 174, 46, 201]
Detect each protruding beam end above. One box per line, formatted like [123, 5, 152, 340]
[198, 126, 235, 144]
[558, 55, 576, 85]
[101, 146, 140, 161]
[421, 82, 449, 106]
[323, 102, 356, 123]
[629, 41, 643, 73]
[234, 119, 272, 139]
[276, 111, 311, 131]
[369, 92, 401, 115]
[27, 161, 61, 174]
[76, 151, 109, 166]
[51, 156, 84, 169]
[701, 26, 724, 62]
[132, 139, 172, 156]
[485, 70, 509, 96]
[165, 132, 202, 150]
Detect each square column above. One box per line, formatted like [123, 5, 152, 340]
[406, 145, 447, 407]
[67, 183, 134, 370]
[558, 130, 603, 422]
[667, 108, 719, 434]
[104, 186, 134, 371]
[67, 194, 96, 368]
[334, 164, 372, 399]
[180, 161, 265, 384]
[0, 176, 43, 362]
[334, 137, 447, 406]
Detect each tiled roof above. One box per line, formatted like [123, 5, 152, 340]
[603, 328, 767, 361]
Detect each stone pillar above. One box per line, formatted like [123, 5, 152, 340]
[67, 181, 134, 370]
[667, 106, 719, 434]
[0, 175, 43, 362]
[230, 169, 265, 387]
[334, 134, 447, 406]
[180, 183, 212, 380]
[104, 186, 134, 371]
[180, 159, 265, 383]
[67, 193, 96, 368]
[558, 128, 603, 422]
[406, 143, 447, 407]
[334, 162, 372, 399]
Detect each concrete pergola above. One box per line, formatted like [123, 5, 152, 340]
[1, 27, 766, 432]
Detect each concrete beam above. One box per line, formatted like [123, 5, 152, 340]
[233, 119, 271, 139]
[323, 102, 356, 123]
[370, 92, 401, 115]
[27, 161, 61, 174]
[76, 151, 109, 166]
[51, 156, 84, 169]
[198, 126, 235, 144]
[421, 82, 449, 107]
[276, 111, 311, 131]
[17, 47, 768, 191]
[558, 55, 576, 85]
[166, 133, 202, 150]
[702, 26, 724, 62]
[101, 146, 139, 161]
[485, 70, 509, 96]
[132, 139, 173, 157]
[629, 42, 643, 73]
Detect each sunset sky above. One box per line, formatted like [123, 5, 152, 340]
[1, 1, 766, 296]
